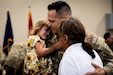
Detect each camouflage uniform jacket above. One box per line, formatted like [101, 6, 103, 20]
[85, 30, 113, 75]
[46, 34, 63, 75]
[4, 42, 27, 69]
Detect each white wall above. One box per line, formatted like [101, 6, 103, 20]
[0, 0, 112, 48]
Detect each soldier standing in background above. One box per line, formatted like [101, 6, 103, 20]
[103, 32, 113, 51]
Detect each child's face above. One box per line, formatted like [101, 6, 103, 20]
[38, 26, 50, 40]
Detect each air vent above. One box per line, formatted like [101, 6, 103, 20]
[105, 14, 113, 30]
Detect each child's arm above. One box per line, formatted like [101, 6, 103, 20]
[35, 40, 62, 57]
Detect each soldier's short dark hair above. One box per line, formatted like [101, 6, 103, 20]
[47, 1, 72, 17]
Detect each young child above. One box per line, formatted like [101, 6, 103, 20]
[24, 19, 53, 75]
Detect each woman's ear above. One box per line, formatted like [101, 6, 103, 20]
[64, 35, 68, 43]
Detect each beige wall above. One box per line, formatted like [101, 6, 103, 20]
[0, 0, 112, 47]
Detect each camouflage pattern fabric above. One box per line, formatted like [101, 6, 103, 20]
[4, 42, 26, 68]
[46, 34, 64, 75]
[85, 30, 113, 75]
[108, 42, 113, 51]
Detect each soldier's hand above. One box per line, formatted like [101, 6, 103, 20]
[42, 73, 49, 75]
[85, 63, 105, 75]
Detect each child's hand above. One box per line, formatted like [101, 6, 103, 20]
[53, 38, 64, 50]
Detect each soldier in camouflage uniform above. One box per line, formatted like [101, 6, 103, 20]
[47, 1, 113, 75]
[3, 42, 27, 75]
[103, 32, 113, 51]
